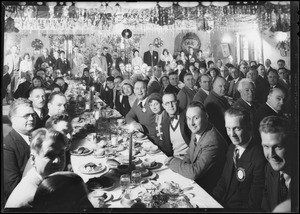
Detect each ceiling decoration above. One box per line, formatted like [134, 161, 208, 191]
[4, 1, 290, 33]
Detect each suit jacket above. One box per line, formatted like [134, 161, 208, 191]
[224, 75, 233, 95]
[228, 77, 242, 100]
[55, 58, 71, 75]
[13, 81, 31, 99]
[204, 91, 231, 145]
[33, 108, 48, 130]
[261, 163, 289, 212]
[176, 69, 187, 83]
[115, 57, 129, 71]
[255, 76, 269, 106]
[115, 92, 131, 117]
[35, 55, 54, 71]
[161, 110, 191, 157]
[164, 84, 180, 95]
[125, 97, 157, 141]
[212, 138, 266, 210]
[186, 53, 197, 68]
[232, 98, 258, 118]
[143, 50, 158, 67]
[147, 76, 162, 95]
[193, 88, 209, 104]
[91, 55, 108, 74]
[177, 86, 197, 111]
[102, 53, 113, 75]
[3, 129, 31, 204]
[169, 123, 227, 194]
[99, 85, 114, 109]
[5, 168, 42, 208]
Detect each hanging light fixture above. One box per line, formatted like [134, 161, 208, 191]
[158, 2, 173, 7]
[178, 2, 199, 7]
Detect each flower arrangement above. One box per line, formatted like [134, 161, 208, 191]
[154, 37, 163, 48]
[31, 38, 44, 50]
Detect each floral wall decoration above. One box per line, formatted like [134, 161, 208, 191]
[48, 35, 66, 51]
[154, 37, 164, 48]
[31, 38, 44, 50]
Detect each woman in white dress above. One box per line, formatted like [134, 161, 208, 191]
[131, 49, 143, 69]
[19, 53, 33, 79]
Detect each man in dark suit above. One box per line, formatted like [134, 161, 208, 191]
[143, 43, 158, 67]
[204, 76, 231, 145]
[220, 65, 233, 94]
[147, 65, 162, 95]
[28, 87, 48, 130]
[253, 87, 286, 142]
[228, 67, 242, 101]
[256, 64, 270, 106]
[259, 116, 294, 212]
[115, 51, 129, 72]
[186, 47, 197, 68]
[125, 79, 157, 142]
[164, 71, 180, 95]
[43, 92, 67, 125]
[3, 98, 36, 205]
[102, 47, 113, 76]
[265, 59, 274, 75]
[193, 74, 211, 104]
[233, 78, 258, 118]
[54, 51, 71, 76]
[165, 101, 227, 195]
[177, 73, 197, 111]
[212, 107, 266, 210]
[161, 92, 191, 157]
[34, 48, 55, 71]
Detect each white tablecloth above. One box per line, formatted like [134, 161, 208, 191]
[70, 135, 223, 209]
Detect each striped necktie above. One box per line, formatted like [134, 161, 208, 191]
[233, 147, 239, 168]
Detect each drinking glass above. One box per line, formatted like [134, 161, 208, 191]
[141, 192, 152, 208]
[120, 174, 131, 192]
[131, 170, 141, 186]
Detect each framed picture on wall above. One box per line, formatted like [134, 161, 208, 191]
[221, 43, 230, 57]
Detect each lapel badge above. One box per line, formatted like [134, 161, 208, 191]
[236, 167, 246, 182]
[142, 107, 147, 113]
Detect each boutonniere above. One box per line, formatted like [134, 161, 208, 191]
[154, 56, 157, 59]
[142, 107, 146, 112]
[105, 87, 108, 91]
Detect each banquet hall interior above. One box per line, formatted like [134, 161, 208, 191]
[1, 1, 299, 212]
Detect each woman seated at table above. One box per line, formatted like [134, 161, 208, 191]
[158, 49, 174, 72]
[148, 93, 171, 155]
[115, 79, 136, 117]
[33, 172, 93, 211]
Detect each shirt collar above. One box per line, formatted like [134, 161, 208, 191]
[235, 136, 252, 155]
[266, 102, 279, 113]
[234, 78, 239, 83]
[241, 98, 252, 106]
[201, 88, 210, 95]
[138, 97, 148, 106]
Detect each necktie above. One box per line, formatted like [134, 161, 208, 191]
[279, 173, 288, 202]
[139, 102, 143, 109]
[233, 147, 239, 168]
[28, 135, 32, 143]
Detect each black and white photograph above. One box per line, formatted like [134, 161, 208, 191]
[1, 1, 298, 212]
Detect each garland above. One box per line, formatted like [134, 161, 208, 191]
[31, 38, 44, 50]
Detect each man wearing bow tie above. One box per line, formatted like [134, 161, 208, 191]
[165, 101, 227, 195]
[161, 92, 191, 157]
[212, 107, 265, 210]
[54, 51, 71, 76]
[260, 116, 295, 212]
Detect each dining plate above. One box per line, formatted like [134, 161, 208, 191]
[93, 153, 106, 159]
[70, 147, 93, 156]
[147, 149, 162, 155]
[142, 162, 162, 170]
[79, 163, 107, 174]
[88, 190, 113, 203]
[142, 172, 158, 181]
[86, 176, 116, 191]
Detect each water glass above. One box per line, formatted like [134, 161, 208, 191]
[131, 170, 142, 186]
[141, 192, 152, 208]
[120, 174, 131, 191]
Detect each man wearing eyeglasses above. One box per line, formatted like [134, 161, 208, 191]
[161, 92, 191, 157]
[3, 98, 36, 205]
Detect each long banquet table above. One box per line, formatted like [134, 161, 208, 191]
[69, 108, 223, 209]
